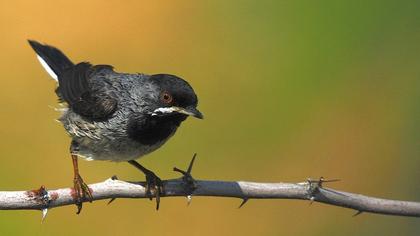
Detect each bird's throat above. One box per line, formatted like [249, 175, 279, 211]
[127, 114, 186, 145]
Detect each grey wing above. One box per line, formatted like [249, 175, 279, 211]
[57, 62, 118, 120]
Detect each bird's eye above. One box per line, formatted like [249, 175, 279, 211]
[160, 91, 173, 104]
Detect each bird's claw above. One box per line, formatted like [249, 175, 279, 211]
[144, 171, 163, 210]
[73, 174, 92, 214]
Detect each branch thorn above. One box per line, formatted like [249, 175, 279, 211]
[309, 196, 315, 205]
[41, 208, 48, 222]
[107, 198, 116, 205]
[238, 198, 249, 208]
[187, 195, 192, 206]
[173, 153, 198, 197]
[107, 175, 118, 205]
[307, 177, 340, 202]
[353, 210, 363, 217]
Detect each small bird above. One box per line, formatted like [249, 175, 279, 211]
[28, 40, 203, 213]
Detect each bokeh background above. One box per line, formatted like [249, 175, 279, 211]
[0, 0, 419, 235]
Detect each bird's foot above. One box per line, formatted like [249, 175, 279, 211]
[127, 160, 164, 210]
[144, 170, 163, 210]
[173, 154, 197, 202]
[73, 174, 93, 214]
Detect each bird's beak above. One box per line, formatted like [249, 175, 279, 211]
[151, 106, 204, 119]
[176, 106, 204, 119]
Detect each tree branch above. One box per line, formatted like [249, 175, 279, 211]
[0, 177, 419, 218]
[0, 157, 419, 218]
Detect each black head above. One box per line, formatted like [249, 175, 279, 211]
[127, 74, 202, 145]
[148, 74, 203, 120]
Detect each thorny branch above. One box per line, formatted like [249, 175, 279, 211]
[0, 156, 419, 220]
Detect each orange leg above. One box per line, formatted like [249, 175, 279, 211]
[72, 154, 93, 214]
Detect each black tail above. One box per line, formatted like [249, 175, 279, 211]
[28, 40, 74, 77]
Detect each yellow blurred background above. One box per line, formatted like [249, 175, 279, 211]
[0, 0, 419, 235]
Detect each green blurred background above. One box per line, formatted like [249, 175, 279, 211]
[0, 0, 419, 235]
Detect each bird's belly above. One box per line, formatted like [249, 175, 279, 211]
[75, 137, 169, 162]
[60, 109, 177, 162]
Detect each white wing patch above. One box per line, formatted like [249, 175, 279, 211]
[36, 55, 58, 81]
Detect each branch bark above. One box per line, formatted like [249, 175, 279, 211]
[0, 177, 419, 218]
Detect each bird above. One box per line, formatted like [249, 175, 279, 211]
[28, 40, 203, 214]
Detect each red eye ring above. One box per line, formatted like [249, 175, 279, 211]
[160, 91, 173, 104]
